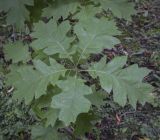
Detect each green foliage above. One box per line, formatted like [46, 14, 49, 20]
[1, 0, 155, 139]
[51, 77, 92, 125]
[86, 89, 106, 107]
[42, 0, 79, 21]
[7, 58, 66, 104]
[89, 56, 153, 108]
[4, 42, 31, 63]
[74, 113, 97, 136]
[75, 17, 120, 58]
[0, 0, 33, 28]
[31, 125, 67, 140]
[31, 21, 74, 58]
[96, 0, 136, 20]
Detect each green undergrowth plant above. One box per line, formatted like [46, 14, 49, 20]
[0, 0, 155, 139]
